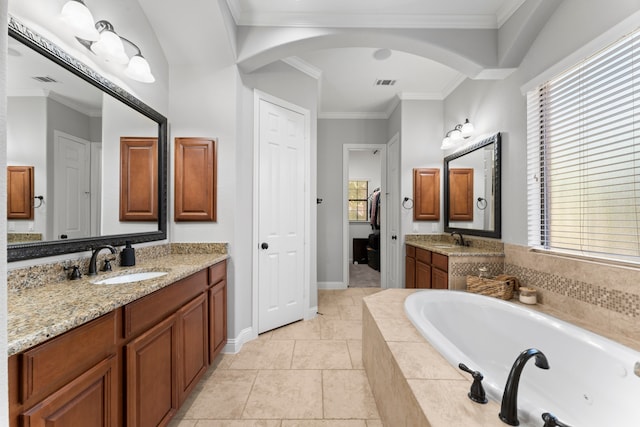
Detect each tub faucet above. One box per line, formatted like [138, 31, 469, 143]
[451, 231, 466, 246]
[499, 348, 550, 426]
[88, 245, 117, 276]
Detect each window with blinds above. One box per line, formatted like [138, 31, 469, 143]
[527, 28, 640, 263]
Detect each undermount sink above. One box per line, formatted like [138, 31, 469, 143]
[91, 271, 168, 285]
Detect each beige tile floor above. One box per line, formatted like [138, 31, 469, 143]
[170, 288, 384, 427]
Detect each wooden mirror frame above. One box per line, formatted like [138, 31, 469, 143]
[7, 16, 168, 261]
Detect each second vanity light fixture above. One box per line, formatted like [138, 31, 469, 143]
[441, 118, 474, 150]
[60, 0, 155, 83]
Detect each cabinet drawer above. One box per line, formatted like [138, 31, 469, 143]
[406, 245, 415, 258]
[124, 269, 207, 339]
[415, 248, 431, 264]
[432, 253, 448, 272]
[209, 260, 226, 286]
[21, 311, 117, 403]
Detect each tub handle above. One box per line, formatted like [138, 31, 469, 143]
[458, 363, 488, 404]
[542, 412, 572, 427]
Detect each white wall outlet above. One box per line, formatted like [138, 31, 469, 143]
[8, 222, 15, 232]
[28, 221, 34, 231]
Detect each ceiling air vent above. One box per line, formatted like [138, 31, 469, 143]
[375, 79, 396, 86]
[32, 76, 58, 83]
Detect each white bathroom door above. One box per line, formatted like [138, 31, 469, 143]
[257, 98, 306, 333]
[387, 134, 401, 288]
[54, 131, 91, 240]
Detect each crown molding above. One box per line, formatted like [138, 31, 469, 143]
[496, 0, 527, 27]
[319, 111, 389, 120]
[281, 57, 322, 80]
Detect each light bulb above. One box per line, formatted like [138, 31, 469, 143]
[91, 29, 129, 64]
[450, 128, 462, 140]
[125, 55, 155, 83]
[461, 119, 474, 138]
[60, 0, 99, 41]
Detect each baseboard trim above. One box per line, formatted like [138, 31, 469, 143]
[222, 326, 256, 354]
[318, 281, 347, 290]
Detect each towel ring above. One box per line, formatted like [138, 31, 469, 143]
[476, 197, 487, 210]
[34, 195, 44, 209]
[402, 197, 413, 209]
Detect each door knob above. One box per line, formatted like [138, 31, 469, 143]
[391, 235, 398, 240]
[261, 242, 269, 250]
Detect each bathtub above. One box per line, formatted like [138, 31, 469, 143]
[404, 290, 640, 427]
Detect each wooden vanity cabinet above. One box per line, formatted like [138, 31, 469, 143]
[405, 244, 448, 289]
[9, 259, 228, 427]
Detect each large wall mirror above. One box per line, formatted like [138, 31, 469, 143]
[444, 132, 501, 239]
[7, 17, 167, 261]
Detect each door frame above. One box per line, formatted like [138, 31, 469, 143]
[252, 90, 312, 336]
[342, 144, 388, 289]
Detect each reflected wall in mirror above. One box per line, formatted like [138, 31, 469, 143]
[7, 16, 167, 261]
[444, 132, 501, 239]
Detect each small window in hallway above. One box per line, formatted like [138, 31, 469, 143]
[348, 180, 369, 221]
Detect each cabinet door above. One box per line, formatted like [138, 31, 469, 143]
[405, 255, 416, 288]
[177, 293, 208, 405]
[174, 137, 217, 221]
[126, 314, 178, 427]
[120, 137, 158, 221]
[432, 268, 449, 290]
[449, 168, 474, 221]
[415, 261, 432, 289]
[209, 280, 227, 361]
[7, 166, 34, 220]
[413, 168, 440, 221]
[22, 356, 117, 427]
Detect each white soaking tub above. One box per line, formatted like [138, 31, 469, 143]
[404, 290, 640, 427]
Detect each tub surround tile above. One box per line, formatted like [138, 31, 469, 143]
[8, 250, 228, 355]
[389, 342, 464, 380]
[408, 379, 505, 426]
[504, 243, 640, 344]
[376, 317, 424, 342]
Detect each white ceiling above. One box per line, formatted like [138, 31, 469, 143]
[223, 0, 527, 117]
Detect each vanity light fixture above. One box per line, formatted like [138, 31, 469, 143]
[441, 118, 474, 150]
[61, 6, 155, 83]
[60, 0, 99, 41]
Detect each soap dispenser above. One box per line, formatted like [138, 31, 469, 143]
[120, 241, 136, 267]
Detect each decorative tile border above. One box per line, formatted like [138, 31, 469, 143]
[450, 261, 505, 278]
[505, 264, 640, 318]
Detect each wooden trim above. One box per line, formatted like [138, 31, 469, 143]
[7, 166, 34, 220]
[174, 137, 217, 221]
[119, 137, 158, 221]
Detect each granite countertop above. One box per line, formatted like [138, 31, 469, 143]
[406, 240, 505, 257]
[8, 253, 228, 356]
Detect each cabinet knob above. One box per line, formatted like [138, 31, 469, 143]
[261, 242, 269, 250]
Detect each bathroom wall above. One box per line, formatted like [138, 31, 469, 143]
[317, 118, 388, 285]
[444, 0, 640, 337]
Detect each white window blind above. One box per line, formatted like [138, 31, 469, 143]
[527, 28, 640, 263]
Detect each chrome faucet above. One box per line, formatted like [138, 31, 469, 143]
[499, 348, 550, 426]
[451, 231, 466, 246]
[88, 245, 117, 276]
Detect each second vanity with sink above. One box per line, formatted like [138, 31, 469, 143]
[405, 234, 505, 290]
[7, 245, 228, 427]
